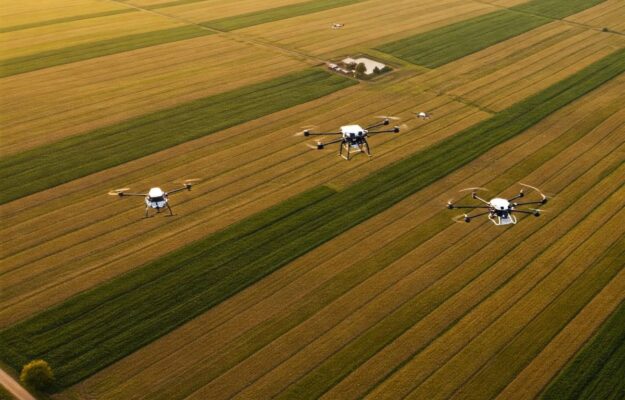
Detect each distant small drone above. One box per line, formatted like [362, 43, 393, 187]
[415, 111, 431, 120]
[447, 184, 548, 226]
[108, 179, 199, 218]
[299, 117, 400, 160]
[332, 23, 345, 29]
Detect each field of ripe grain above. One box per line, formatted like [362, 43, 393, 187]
[236, 0, 497, 58]
[57, 65, 625, 399]
[1, 0, 624, 398]
[0, 35, 315, 155]
[0, 11, 185, 60]
[0, 0, 132, 30]
[566, 0, 625, 33]
[409, 22, 625, 111]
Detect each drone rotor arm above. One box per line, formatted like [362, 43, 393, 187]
[513, 200, 547, 206]
[365, 120, 389, 130]
[463, 210, 492, 221]
[449, 205, 490, 209]
[305, 131, 342, 136]
[367, 128, 400, 136]
[119, 192, 147, 197]
[322, 137, 345, 145]
[165, 187, 189, 195]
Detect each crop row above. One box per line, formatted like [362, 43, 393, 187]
[541, 293, 625, 399]
[202, 0, 367, 31]
[0, 9, 137, 33]
[377, 0, 607, 68]
[1, 48, 622, 389]
[0, 69, 356, 204]
[0, 25, 211, 78]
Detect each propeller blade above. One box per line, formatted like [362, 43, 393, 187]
[174, 178, 201, 184]
[108, 188, 130, 196]
[375, 115, 401, 120]
[459, 187, 488, 193]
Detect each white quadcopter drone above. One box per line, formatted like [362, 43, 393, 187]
[415, 111, 431, 120]
[332, 23, 344, 29]
[108, 179, 199, 218]
[299, 117, 400, 160]
[447, 184, 548, 226]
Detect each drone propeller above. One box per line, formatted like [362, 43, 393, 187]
[459, 187, 488, 193]
[108, 188, 130, 196]
[375, 115, 401, 121]
[306, 142, 322, 150]
[294, 125, 319, 136]
[452, 214, 472, 223]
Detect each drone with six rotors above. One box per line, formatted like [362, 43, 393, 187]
[108, 179, 200, 218]
[446, 183, 548, 226]
[298, 116, 401, 160]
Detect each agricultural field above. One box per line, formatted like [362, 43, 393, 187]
[0, 0, 624, 399]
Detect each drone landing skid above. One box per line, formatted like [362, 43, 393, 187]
[339, 140, 371, 160]
[489, 214, 517, 226]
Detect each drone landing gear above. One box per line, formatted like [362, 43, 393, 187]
[144, 206, 151, 218]
[339, 140, 371, 160]
[166, 203, 174, 216]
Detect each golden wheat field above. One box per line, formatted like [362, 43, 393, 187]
[1, 0, 624, 399]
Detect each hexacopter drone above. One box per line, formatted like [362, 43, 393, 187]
[108, 179, 199, 217]
[299, 117, 400, 160]
[332, 23, 345, 29]
[447, 184, 548, 225]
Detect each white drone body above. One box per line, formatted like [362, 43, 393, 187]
[145, 187, 168, 210]
[487, 198, 517, 225]
[302, 118, 400, 160]
[109, 180, 198, 218]
[447, 185, 547, 226]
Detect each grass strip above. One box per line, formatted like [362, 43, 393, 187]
[0, 49, 623, 389]
[201, 0, 367, 31]
[0, 25, 211, 78]
[377, 0, 606, 68]
[0, 69, 356, 204]
[0, 9, 136, 33]
[541, 297, 625, 399]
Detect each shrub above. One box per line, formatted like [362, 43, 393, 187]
[20, 360, 54, 391]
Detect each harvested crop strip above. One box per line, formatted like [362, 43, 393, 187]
[541, 298, 625, 400]
[0, 9, 137, 33]
[0, 25, 211, 78]
[201, 0, 367, 31]
[0, 69, 356, 204]
[0, 49, 623, 389]
[377, 0, 606, 68]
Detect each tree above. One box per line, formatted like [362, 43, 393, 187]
[20, 360, 54, 391]
[373, 66, 381, 74]
[355, 62, 367, 77]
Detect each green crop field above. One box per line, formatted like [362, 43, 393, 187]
[377, 0, 607, 68]
[1, 0, 624, 399]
